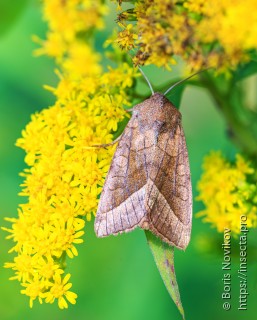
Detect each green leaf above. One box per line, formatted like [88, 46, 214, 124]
[166, 83, 186, 109]
[113, 114, 130, 140]
[0, 0, 28, 37]
[233, 60, 257, 83]
[145, 231, 185, 320]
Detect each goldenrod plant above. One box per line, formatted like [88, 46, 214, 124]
[197, 152, 257, 234]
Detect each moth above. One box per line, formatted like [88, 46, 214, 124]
[94, 71, 192, 250]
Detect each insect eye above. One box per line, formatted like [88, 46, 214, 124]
[133, 110, 139, 118]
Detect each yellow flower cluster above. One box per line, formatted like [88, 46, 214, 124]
[33, 0, 108, 61]
[4, 0, 138, 309]
[197, 151, 257, 234]
[116, 0, 257, 71]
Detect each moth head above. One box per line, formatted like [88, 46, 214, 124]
[133, 93, 181, 132]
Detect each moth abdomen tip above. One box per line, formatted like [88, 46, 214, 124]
[139, 219, 149, 230]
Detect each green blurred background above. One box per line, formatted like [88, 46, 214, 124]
[0, 1, 256, 319]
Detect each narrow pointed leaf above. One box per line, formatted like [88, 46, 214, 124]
[145, 231, 185, 320]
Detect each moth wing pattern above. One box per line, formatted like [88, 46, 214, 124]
[95, 115, 149, 237]
[146, 123, 192, 249]
[95, 93, 192, 250]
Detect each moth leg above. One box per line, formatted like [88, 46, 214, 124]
[92, 135, 121, 148]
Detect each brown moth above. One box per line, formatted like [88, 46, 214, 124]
[94, 81, 192, 250]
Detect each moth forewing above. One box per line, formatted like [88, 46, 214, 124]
[94, 93, 192, 250]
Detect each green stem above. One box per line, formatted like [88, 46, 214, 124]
[200, 73, 257, 157]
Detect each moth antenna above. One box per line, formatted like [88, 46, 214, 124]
[138, 67, 154, 95]
[164, 68, 211, 96]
